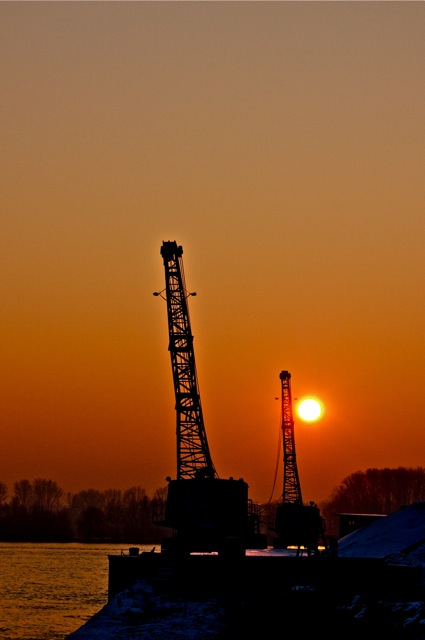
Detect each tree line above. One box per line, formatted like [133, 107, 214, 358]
[319, 466, 425, 537]
[1, 466, 424, 542]
[0, 479, 169, 542]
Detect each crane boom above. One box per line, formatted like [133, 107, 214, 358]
[280, 370, 303, 505]
[160, 241, 217, 480]
[272, 370, 326, 554]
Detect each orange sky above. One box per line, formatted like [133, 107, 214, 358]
[2, 2, 425, 506]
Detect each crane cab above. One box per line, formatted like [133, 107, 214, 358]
[156, 477, 250, 557]
[272, 502, 324, 555]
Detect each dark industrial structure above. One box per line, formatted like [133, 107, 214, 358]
[335, 513, 386, 539]
[270, 370, 326, 554]
[153, 240, 266, 556]
[106, 243, 424, 606]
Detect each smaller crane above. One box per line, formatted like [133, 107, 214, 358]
[271, 370, 326, 555]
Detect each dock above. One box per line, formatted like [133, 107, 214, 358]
[108, 548, 423, 602]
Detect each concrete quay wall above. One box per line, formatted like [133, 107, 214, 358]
[108, 552, 423, 602]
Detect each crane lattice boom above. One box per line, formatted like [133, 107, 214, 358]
[280, 370, 303, 505]
[271, 370, 325, 554]
[160, 241, 217, 481]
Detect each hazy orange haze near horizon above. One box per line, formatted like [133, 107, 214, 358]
[1, 2, 425, 506]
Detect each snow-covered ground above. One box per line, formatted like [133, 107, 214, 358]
[66, 503, 425, 639]
[338, 502, 425, 562]
[336, 502, 425, 637]
[65, 580, 227, 640]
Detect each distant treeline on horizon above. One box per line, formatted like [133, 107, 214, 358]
[0, 478, 169, 543]
[1, 467, 425, 541]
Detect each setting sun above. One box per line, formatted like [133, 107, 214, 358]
[297, 398, 323, 422]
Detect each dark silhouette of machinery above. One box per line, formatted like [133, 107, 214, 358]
[153, 241, 266, 556]
[271, 370, 326, 555]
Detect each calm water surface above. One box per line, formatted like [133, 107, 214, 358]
[0, 542, 158, 640]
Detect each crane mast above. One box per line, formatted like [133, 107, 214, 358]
[280, 370, 303, 505]
[159, 241, 216, 480]
[272, 370, 325, 554]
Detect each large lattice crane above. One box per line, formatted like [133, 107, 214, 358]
[280, 370, 303, 505]
[153, 241, 265, 555]
[155, 241, 217, 481]
[271, 370, 326, 554]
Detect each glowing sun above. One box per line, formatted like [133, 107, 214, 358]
[297, 398, 323, 422]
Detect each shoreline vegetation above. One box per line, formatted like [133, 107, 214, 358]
[2, 467, 425, 542]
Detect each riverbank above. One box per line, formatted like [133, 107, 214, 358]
[66, 572, 425, 640]
[68, 502, 425, 640]
[67, 547, 425, 640]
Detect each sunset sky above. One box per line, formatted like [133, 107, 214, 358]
[2, 2, 425, 507]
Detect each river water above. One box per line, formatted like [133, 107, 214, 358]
[0, 542, 159, 640]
